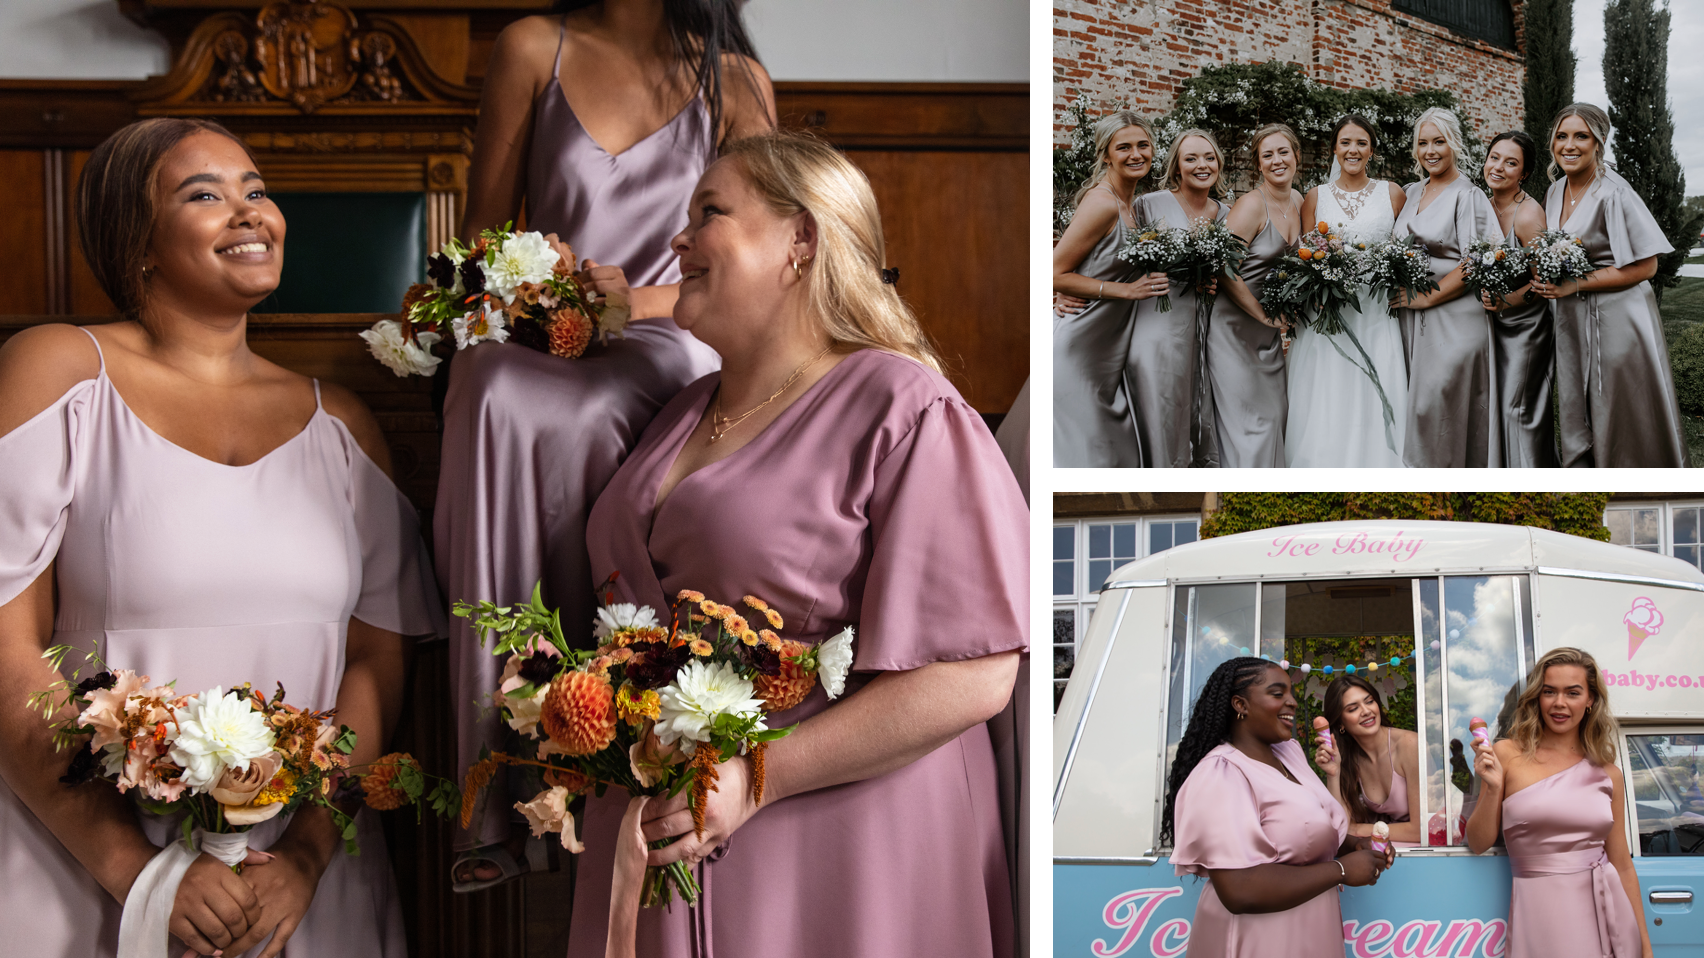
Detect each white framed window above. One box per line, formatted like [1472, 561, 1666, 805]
[1053, 515, 1200, 710]
[1606, 502, 1704, 573]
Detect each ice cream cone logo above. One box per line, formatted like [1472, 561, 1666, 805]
[1624, 597, 1664, 659]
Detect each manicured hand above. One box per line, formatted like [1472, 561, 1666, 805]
[1314, 736, 1340, 778]
[169, 853, 262, 956]
[641, 755, 759, 867]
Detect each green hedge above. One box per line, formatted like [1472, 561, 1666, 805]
[1200, 492, 1612, 541]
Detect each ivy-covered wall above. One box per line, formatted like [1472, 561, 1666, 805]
[1199, 492, 1613, 541]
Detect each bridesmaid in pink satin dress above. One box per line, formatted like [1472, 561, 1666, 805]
[1316, 675, 1422, 844]
[1164, 658, 1391, 957]
[1467, 647, 1650, 958]
[568, 132, 1026, 957]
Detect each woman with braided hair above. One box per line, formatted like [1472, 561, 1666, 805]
[1162, 657, 1393, 956]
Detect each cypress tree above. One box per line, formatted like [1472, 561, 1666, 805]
[1522, 0, 1576, 201]
[1603, 0, 1703, 298]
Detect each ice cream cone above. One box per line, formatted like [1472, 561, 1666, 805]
[1629, 624, 1650, 659]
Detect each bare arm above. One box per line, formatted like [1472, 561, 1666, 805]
[1487, 200, 1549, 310]
[1536, 255, 1659, 299]
[1218, 193, 1282, 327]
[1388, 181, 1408, 219]
[1208, 845, 1388, 914]
[1605, 764, 1653, 958]
[460, 18, 555, 241]
[1465, 739, 1512, 854]
[1052, 193, 1161, 302]
[1300, 187, 1319, 232]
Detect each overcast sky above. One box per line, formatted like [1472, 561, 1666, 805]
[1573, 0, 1704, 196]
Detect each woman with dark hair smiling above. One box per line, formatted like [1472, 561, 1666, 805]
[1163, 658, 1391, 957]
[1314, 675, 1420, 844]
[1480, 130, 1557, 467]
[438, 0, 777, 887]
[0, 119, 439, 956]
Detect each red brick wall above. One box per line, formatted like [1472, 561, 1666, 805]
[1054, 0, 1526, 145]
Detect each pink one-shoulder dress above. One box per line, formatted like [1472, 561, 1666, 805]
[1171, 740, 1349, 957]
[570, 348, 1029, 957]
[0, 328, 444, 957]
[1502, 759, 1640, 958]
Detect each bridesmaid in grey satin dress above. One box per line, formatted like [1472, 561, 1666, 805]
[1130, 130, 1230, 467]
[1052, 112, 1166, 467]
[1391, 108, 1501, 468]
[1481, 132, 1559, 468]
[1535, 104, 1687, 467]
[1207, 124, 1300, 467]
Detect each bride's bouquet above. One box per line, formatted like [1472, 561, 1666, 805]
[1526, 229, 1597, 287]
[456, 580, 853, 908]
[1360, 234, 1440, 308]
[361, 225, 631, 377]
[1458, 240, 1531, 311]
[1115, 219, 1188, 312]
[1260, 222, 1360, 336]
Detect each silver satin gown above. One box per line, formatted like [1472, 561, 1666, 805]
[1053, 199, 1143, 466]
[1394, 176, 1501, 467]
[1490, 200, 1559, 468]
[1128, 190, 1228, 467]
[1545, 169, 1687, 467]
[1206, 215, 1290, 467]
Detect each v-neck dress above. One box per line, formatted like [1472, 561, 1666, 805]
[436, 19, 722, 847]
[0, 328, 443, 957]
[1544, 169, 1686, 467]
[571, 348, 1029, 958]
[1053, 192, 1144, 467]
[1393, 176, 1501, 468]
[1502, 759, 1640, 958]
[1129, 190, 1229, 468]
[1171, 741, 1349, 957]
[1206, 215, 1290, 467]
[1491, 202, 1559, 468]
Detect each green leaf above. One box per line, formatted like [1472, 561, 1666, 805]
[335, 726, 358, 755]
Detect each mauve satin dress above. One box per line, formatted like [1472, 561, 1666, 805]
[1129, 191, 1228, 468]
[437, 23, 721, 847]
[1205, 216, 1290, 467]
[570, 348, 1028, 958]
[1172, 741, 1349, 958]
[1394, 175, 1502, 468]
[1544, 169, 1687, 467]
[1502, 760, 1640, 958]
[0, 329, 444, 957]
[1053, 196, 1143, 467]
[1491, 203, 1559, 468]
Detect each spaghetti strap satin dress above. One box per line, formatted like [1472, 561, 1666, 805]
[571, 349, 1028, 957]
[437, 19, 722, 847]
[1053, 193, 1143, 467]
[1171, 741, 1349, 957]
[0, 328, 444, 957]
[1502, 760, 1640, 958]
[1491, 208, 1559, 468]
[1205, 216, 1289, 467]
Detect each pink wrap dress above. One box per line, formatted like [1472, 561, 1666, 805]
[0, 328, 445, 956]
[571, 348, 1029, 957]
[1502, 759, 1640, 958]
[1171, 740, 1349, 957]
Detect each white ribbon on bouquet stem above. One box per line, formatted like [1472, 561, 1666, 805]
[118, 828, 252, 958]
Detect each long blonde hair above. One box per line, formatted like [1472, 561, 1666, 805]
[720, 131, 941, 372]
[1161, 128, 1231, 201]
[1546, 102, 1612, 183]
[1070, 110, 1155, 210]
[1506, 647, 1620, 766]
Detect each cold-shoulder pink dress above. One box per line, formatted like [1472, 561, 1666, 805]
[1502, 759, 1640, 958]
[571, 348, 1029, 957]
[1171, 740, 1349, 957]
[0, 328, 444, 957]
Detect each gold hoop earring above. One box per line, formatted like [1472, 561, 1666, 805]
[790, 257, 801, 278]
[1235, 711, 1247, 721]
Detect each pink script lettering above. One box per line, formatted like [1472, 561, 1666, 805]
[1092, 887, 1184, 958]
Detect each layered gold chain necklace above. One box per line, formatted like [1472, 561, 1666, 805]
[709, 344, 835, 443]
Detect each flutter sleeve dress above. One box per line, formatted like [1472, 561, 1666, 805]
[1502, 759, 1640, 958]
[1393, 175, 1502, 468]
[1544, 169, 1686, 467]
[436, 19, 722, 847]
[1171, 740, 1349, 958]
[0, 327, 444, 957]
[572, 347, 1029, 958]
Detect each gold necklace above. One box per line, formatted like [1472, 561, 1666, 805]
[709, 344, 834, 443]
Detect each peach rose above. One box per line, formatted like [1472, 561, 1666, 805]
[224, 801, 286, 826]
[628, 724, 687, 789]
[516, 785, 583, 852]
[210, 751, 283, 806]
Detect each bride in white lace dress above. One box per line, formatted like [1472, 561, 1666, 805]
[1285, 115, 1412, 467]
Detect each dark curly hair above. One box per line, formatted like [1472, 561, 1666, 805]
[1160, 656, 1278, 845]
[1322, 674, 1392, 827]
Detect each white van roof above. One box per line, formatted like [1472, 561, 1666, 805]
[1103, 520, 1704, 585]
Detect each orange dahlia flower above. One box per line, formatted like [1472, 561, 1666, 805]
[754, 639, 817, 712]
[362, 753, 412, 811]
[547, 309, 594, 359]
[540, 671, 618, 755]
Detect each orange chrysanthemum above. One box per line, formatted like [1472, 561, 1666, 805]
[698, 599, 722, 618]
[764, 608, 784, 629]
[362, 753, 412, 811]
[540, 671, 618, 756]
[689, 638, 714, 656]
[726, 615, 749, 633]
[547, 309, 594, 359]
[742, 595, 768, 612]
[754, 639, 817, 712]
[740, 629, 759, 646]
[677, 590, 706, 602]
[759, 629, 783, 651]
[616, 683, 661, 727]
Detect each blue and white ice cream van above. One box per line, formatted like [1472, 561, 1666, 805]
[1053, 520, 1704, 957]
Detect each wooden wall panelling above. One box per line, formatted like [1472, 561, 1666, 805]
[0, 151, 50, 316]
[66, 151, 121, 317]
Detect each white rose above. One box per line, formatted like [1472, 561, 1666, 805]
[168, 689, 276, 792]
[817, 626, 855, 699]
[481, 231, 561, 304]
[360, 319, 442, 377]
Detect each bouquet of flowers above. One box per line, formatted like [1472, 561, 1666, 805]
[1171, 218, 1248, 320]
[1115, 219, 1188, 312]
[455, 580, 854, 908]
[1260, 222, 1361, 336]
[361, 224, 631, 377]
[1526, 229, 1597, 287]
[32, 649, 459, 859]
[1458, 240, 1531, 311]
[1360, 234, 1441, 309]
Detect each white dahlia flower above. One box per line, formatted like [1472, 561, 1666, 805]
[360, 319, 442, 377]
[656, 661, 766, 754]
[592, 602, 660, 639]
[482, 231, 560, 304]
[817, 626, 855, 699]
[169, 689, 276, 791]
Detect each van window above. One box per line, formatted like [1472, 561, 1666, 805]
[1627, 733, 1704, 856]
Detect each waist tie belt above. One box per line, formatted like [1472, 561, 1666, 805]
[1510, 846, 1633, 958]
